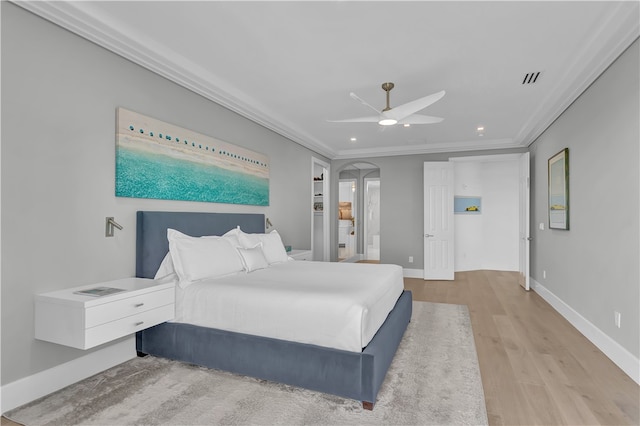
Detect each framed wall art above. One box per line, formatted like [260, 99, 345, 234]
[454, 196, 481, 214]
[116, 108, 269, 206]
[548, 148, 569, 230]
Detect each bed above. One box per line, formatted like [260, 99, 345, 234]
[135, 211, 412, 409]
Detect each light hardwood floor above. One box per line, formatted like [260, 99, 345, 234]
[3, 270, 638, 425]
[406, 270, 639, 425]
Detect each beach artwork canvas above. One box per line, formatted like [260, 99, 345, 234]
[116, 108, 269, 206]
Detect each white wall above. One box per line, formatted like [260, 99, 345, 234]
[454, 159, 520, 272]
[481, 160, 520, 270]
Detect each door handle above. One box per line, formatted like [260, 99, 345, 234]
[424, 234, 434, 238]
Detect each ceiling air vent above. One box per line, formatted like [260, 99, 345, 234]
[522, 72, 541, 84]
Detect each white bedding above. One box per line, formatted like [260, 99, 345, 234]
[171, 260, 404, 352]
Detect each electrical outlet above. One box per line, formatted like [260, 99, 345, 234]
[615, 311, 621, 328]
[543, 270, 546, 279]
[408, 256, 414, 263]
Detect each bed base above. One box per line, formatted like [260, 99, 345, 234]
[137, 290, 411, 409]
[135, 211, 412, 409]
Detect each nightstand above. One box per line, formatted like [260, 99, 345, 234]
[289, 249, 312, 261]
[35, 278, 174, 350]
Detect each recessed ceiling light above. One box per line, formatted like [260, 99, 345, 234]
[350, 137, 357, 142]
[476, 126, 484, 132]
[403, 123, 411, 128]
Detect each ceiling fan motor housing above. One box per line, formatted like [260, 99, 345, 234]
[381, 82, 394, 112]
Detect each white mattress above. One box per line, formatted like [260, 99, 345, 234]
[172, 260, 404, 352]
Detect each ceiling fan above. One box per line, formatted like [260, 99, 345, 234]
[329, 82, 445, 126]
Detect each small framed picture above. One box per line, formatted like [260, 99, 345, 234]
[454, 196, 481, 214]
[548, 148, 569, 230]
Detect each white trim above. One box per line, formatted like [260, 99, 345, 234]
[12, 1, 638, 160]
[530, 278, 640, 385]
[449, 153, 524, 163]
[311, 157, 331, 262]
[403, 268, 424, 279]
[1, 337, 135, 413]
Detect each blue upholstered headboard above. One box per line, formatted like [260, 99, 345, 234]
[136, 211, 265, 279]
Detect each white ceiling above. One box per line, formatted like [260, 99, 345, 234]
[17, 1, 639, 159]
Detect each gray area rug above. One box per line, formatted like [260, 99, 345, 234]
[7, 301, 487, 425]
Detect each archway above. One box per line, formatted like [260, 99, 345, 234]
[336, 162, 380, 262]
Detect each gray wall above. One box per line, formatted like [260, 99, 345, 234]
[331, 148, 527, 267]
[529, 39, 639, 358]
[1, 3, 325, 385]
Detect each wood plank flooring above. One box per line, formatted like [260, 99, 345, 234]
[406, 270, 639, 425]
[3, 270, 638, 425]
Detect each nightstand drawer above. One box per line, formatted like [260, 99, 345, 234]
[35, 278, 175, 350]
[85, 288, 174, 328]
[85, 304, 174, 349]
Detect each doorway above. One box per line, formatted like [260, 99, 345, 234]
[336, 162, 380, 262]
[423, 153, 529, 281]
[311, 157, 330, 261]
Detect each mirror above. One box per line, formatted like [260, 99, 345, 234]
[337, 162, 380, 262]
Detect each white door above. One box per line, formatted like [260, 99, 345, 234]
[423, 162, 455, 280]
[518, 152, 531, 290]
[364, 178, 380, 261]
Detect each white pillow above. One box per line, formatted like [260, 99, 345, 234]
[154, 252, 176, 280]
[238, 230, 289, 264]
[167, 229, 244, 288]
[222, 227, 242, 248]
[237, 244, 269, 272]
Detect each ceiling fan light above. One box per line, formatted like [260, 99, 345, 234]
[378, 118, 397, 126]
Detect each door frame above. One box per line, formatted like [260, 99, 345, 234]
[448, 153, 530, 285]
[311, 157, 330, 261]
[519, 152, 531, 290]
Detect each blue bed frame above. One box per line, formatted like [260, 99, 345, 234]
[135, 211, 412, 409]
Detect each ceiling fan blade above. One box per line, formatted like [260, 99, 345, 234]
[349, 92, 381, 114]
[386, 90, 446, 121]
[327, 116, 380, 123]
[399, 114, 445, 124]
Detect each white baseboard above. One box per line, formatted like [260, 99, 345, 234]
[530, 278, 640, 385]
[1, 337, 136, 413]
[403, 268, 423, 278]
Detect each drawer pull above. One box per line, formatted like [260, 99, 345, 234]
[134, 321, 144, 326]
[134, 303, 145, 308]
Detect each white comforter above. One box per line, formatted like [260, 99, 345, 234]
[172, 260, 404, 352]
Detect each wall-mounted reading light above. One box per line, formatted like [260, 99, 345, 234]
[105, 217, 124, 237]
[265, 218, 273, 229]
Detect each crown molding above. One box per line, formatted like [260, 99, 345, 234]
[12, 0, 337, 159]
[333, 138, 519, 160]
[515, 1, 640, 147]
[12, 1, 639, 160]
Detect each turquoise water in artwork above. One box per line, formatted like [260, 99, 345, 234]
[116, 147, 269, 206]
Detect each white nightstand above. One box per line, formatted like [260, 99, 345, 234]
[289, 249, 312, 261]
[35, 278, 174, 350]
